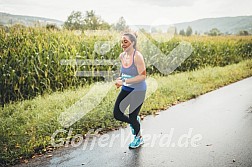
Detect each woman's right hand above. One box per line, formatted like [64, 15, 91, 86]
[115, 82, 121, 88]
[115, 77, 123, 88]
[115, 77, 122, 88]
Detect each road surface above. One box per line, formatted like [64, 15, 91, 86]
[17, 77, 252, 167]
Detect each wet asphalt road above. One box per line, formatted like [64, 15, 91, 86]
[17, 77, 252, 167]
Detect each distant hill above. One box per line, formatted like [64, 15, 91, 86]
[174, 16, 252, 34]
[133, 16, 252, 35]
[1, 12, 252, 34]
[0, 12, 63, 27]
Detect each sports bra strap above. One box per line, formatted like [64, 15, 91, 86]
[132, 49, 136, 65]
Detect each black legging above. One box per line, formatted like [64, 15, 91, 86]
[113, 89, 146, 136]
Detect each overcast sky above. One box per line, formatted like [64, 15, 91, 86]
[1, 0, 252, 25]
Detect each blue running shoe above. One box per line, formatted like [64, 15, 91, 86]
[129, 136, 144, 149]
[130, 116, 141, 135]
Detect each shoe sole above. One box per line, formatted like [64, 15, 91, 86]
[128, 140, 144, 149]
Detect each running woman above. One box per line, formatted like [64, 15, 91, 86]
[113, 32, 147, 149]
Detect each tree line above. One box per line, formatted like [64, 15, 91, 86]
[46, 10, 251, 36]
[63, 10, 128, 31]
[178, 26, 250, 36]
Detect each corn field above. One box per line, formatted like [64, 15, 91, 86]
[1, 25, 252, 105]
